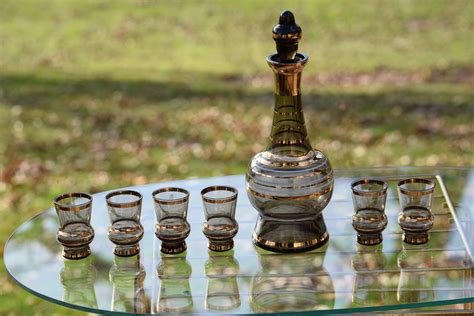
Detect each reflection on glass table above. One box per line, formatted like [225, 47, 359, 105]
[205, 250, 240, 311]
[250, 248, 334, 312]
[60, 256, 97, 308]
[109, 255, 149, 313]
[4, 167, 474, 314]
[156, 253, 193, 313]
[351, 244, 397, 306]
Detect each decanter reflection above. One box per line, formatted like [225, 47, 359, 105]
[205, 250, 240, 311]
[351, 244, 397, 306]
[397, 245, 435, 303]
[60, 256, 98, 308]
[156, 253, 193, 313]
[250, 248, 334, 312]
[109, 254, 149, 313]
[246, 11, 333, 253]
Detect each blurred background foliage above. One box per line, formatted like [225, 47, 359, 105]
[0, 0, 472, 315]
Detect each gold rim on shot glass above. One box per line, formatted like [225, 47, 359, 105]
[152, 187, 191, 254]
[397, 178, 436, 197]
[201, 186, 239, 252]
[152, 187, 190, 205]
[54, 192, 94, 260]
[397, 178, 436, 244]
[54, 192, 93, 212]
[351, 179, 388, 246]
[201, 186, 238, 204]
[105, 190, 143, 208]
[105, 190, 144, 257]
[351, 179, 388, 197]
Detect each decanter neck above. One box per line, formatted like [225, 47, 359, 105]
[266, 53, 312, 156]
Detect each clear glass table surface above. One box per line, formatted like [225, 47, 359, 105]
[4, 167, 474, 315]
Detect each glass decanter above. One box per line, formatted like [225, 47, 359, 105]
[246, 11, 334, 253]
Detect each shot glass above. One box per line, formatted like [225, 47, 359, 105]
[201, 186, 238, 251]
[153, 187, 191, 254]
[54, 192, 94, 259]
[106, 190, 144, 257]
[351, 179, 388, 245]
[397, 178, 436, 244]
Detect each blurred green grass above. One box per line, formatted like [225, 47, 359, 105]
[0, 0, 473, 315]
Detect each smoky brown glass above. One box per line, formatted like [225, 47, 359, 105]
[245, 12, 333, 254]
[201, 186, 238, 252]
[54, 192, 94, 260]
[152, 187, 191, 254]
[397, 178, 436, 244]
[106, 190, 144, 257]
[351, 179, 388, 246]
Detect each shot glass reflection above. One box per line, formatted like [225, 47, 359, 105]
[157, 253, 193, 313]
[351, 244, 397, 307]
[205, 250, 240, 311]
[109, 254, 149, 313]
[397, 245, 435, 303]
[60, 256, 98, 308]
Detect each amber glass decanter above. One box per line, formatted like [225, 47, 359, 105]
[246, 11, 334, 253]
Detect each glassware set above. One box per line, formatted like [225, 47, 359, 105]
[352, 178, 436, 246]
[55, 177, 435, 259]
[55, 185, 239, 259]
[53, 12, 436, 261]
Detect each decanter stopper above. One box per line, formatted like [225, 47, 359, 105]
[272, 10, 302, 62]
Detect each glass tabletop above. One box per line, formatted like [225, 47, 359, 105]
[4, 167, 474, 315]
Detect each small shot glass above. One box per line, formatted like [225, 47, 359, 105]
[201, 186, 238, 252]
[54, 192, 94, 259]
[105, 190, 144, 257]
[152, 187, 191, 254]
[351, 179, 388, 246]
[397, 178, 436, 244]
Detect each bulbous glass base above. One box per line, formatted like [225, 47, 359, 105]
[247, 149, 333, 253]
[252, 214, 329, 253]
[160, 241, 187, 254]
[62, 245, 92, 260]
[113, 243, 141, 257]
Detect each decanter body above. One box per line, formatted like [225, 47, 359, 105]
[246, 11, 334, 253]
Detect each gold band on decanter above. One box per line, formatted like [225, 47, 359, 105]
[253, 231, 328, 252]
[247, 186, 332, 201]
